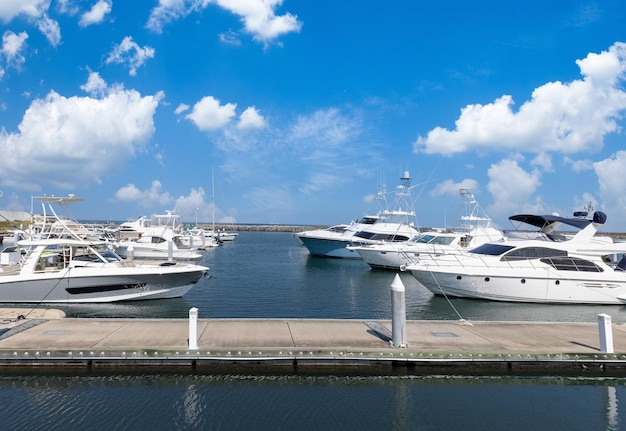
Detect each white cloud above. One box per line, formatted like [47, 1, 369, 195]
[115, 180, 173, 208]
[414, 42, 626, 156]
[79, 0, 112, 27]
[594, 151, 626, 218]
[430, 179, 480, 197]
[486, 158, 542, 218]
[214, 0, 302, 44]
[174, 103, 189, 115]
[0, 76, 163, 191]
[80, 70, 107, 96]
[238, 106, 266, 129]
[146, 0, 302, 45]
[218, 30, 241, 46]
[186, 96, 236, 131]
[1, 30, 28, 69]
[564, 156, 594, 172]
[173, 187, 210, 222]
[290, 108, 359, 148]
[0, 0, 48, 22]
[106, 36, 155, 76]
[0, 0, 60, 46]
[530, 152, 553, 172]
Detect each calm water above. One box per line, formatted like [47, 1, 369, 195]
[6, 232, 626, 430]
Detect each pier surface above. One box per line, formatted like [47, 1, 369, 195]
[1, 309, 626, 373]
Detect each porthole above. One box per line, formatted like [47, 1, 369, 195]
[555, 280, 560, 285]
[456, 275, 462, 280]
[521, 279, 526, 284]
[484, 277, 490, 282]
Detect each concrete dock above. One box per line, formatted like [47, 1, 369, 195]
[2, 308, 626, 373]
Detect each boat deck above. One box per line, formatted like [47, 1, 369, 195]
[1, 310, 626, 373]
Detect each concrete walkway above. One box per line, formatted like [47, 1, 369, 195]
[1, 309, 626, 372]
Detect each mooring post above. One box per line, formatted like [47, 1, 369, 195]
[598, 313, 614, 353]
[189, 307, 199, 350]
[391, 274, 407, 348]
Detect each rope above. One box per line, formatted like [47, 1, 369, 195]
[426, 268, 471, 325]
[21, 266, 72, 320]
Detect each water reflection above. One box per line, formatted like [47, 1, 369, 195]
[1, 372, 625, 430]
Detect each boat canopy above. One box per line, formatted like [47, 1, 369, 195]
[508, 211, 607, 232]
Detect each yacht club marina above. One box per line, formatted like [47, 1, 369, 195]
[5, 196, 626, 374]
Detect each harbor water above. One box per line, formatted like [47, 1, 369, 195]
[4, 231, 626, 430]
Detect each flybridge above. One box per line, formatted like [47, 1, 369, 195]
[509, 211, 607, 233]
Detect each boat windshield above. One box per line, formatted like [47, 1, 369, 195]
[356, 216, 378, 225]
[469, 243, 515, 256]
[353, 231, 411, 242]
[413, 234, 456, 245]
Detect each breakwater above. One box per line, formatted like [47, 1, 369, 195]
[197, 224, 324, 233]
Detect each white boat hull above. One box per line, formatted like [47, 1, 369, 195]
[410, 264, 626, 305]
[298, 236, 361, 259]
[0, 264, 207, 303]
[115, 243, 203, 260]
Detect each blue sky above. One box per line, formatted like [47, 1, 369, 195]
[1, 1, 626, 231]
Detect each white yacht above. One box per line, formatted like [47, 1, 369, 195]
[295, 172, 419, 259]
[406, 209, 626, 304]
[348, 188, 503, 269]
[115, 212, 203, 260]
[0, 196, 209, 303]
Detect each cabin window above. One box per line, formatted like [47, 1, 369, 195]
[501, 247, 567, 261]
[540, 256, 603, 272]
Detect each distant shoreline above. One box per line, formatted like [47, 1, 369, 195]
[195, 224, 324, 233]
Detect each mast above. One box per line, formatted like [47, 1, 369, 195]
[212, 167, 215, 234]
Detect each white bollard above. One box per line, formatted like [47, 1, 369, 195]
[127, 245, 134, 261]
[391, 273, 407, 348]
[168, 239, 174, 262]
[598, 313, 614, 353]
[189, 307, 198, 350]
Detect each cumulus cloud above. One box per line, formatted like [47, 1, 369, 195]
[80, 70, 107, 96]
[0, 74, 163, 191]
[79, 0, 112, 27]
[594, 151, 626, 219]
[214, 0, 302, 44]
[1, 30, 28, 70]
[238, 106, 266, 129]
[146, 0, 302, 45]
[414, 42, 626, 156]
[106, 36, 155, 76]
[115, 180, 173, 208]
[486, 159, 543, 218]
[186, 96, 236, 131]
[0, 1, 62, 46]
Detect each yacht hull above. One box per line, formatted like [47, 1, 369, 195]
[0, 266, 207, 303]
[298, 236, 361, 259]
[410, 265, 626, 305]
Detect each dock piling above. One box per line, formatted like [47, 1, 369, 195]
[598, 313, 614, 353]
[189, 307, 198, 350]
[391, 274, 406, 348]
